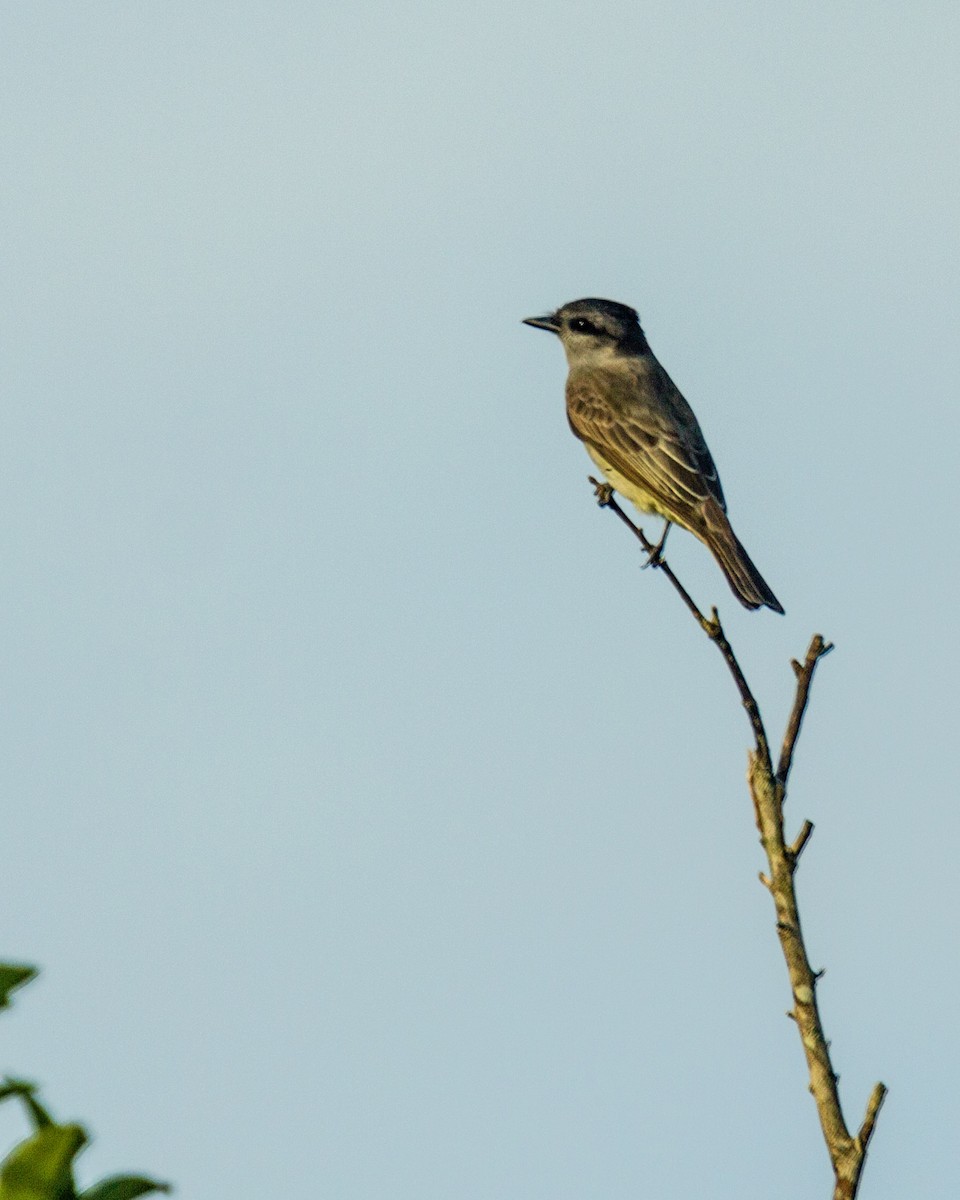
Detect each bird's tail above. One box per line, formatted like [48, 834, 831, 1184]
[701, 503, 784, 614]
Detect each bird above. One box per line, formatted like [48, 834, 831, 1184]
[523, 297, 783, 613]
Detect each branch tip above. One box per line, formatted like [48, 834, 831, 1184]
[788, 820, 815, 863]
[777, 638, 833, 784]
[856, 1083, 888, 1152]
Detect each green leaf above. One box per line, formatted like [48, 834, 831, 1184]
[79, 1177, 171, 1200]
[0, 967, 38, 1011]
[0, 1081, 53, 1130]
[0, 1122, 86, 1200]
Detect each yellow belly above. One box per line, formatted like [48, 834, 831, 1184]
[584, 444, 675, 522]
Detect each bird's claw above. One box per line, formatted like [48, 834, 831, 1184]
[641, 522, 671, 569]
[589, 476, 615, 507]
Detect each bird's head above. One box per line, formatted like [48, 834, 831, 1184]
[523, 298, 648, 366]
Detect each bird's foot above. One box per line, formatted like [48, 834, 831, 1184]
[641, 522, 671, 569]
[589, 476, 615, 507]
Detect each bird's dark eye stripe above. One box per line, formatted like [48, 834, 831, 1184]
[570, 317, 598, 334]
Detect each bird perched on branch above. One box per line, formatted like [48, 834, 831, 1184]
[523, 297, 783, 613]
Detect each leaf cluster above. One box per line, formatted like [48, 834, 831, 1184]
[0, 966, 169, 1200]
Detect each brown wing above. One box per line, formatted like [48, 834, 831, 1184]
[566, 361, 726, 531]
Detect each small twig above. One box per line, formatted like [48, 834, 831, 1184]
[588, 478, 771, 768]
[706, 605, 771, 771]
[777, 636, 834, 785]
[856, 1083, 888, 1152]
[788, 819, 815, 865]
[832, 1083, 889, 1199]
[589, 478, 708, 632]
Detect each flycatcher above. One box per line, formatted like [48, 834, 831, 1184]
[523, 298, 783, 613]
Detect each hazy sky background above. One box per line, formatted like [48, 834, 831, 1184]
[1, 4, 958, 1197]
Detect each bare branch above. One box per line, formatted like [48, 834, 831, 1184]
[706, 605, 771, 771]
[777, 635, 834, 786]
[588, 478, 771, 768]
[857, 1083, 888, 1152]
[788, 819, 815, 865]
[749, 756, 853, 1161]
[832, 1082, 888, 1200]
[591, 482, 886, 1199]
[588, 478, 709, 633]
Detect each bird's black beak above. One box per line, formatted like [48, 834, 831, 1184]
[522, 312, 560, 334]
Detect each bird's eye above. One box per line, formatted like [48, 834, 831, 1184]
[569, 317, 597, 335]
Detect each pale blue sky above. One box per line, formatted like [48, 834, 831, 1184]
[1, 3, 958, 1197]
